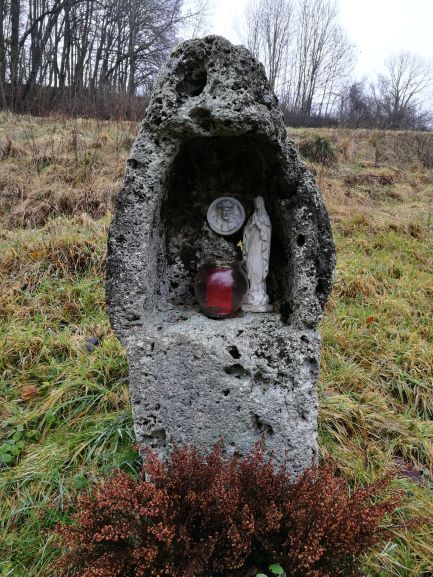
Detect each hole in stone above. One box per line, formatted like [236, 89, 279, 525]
[252, 414, 274, 436]
[125, 311, 140, 322]
[224, 364, 250, 379]
[223, 388, 230, 396]
[152, 428, 166, 442]
[179, 244, 195, 267]
[143, 428, 167, 447]
[297, 234, 306, 247]
[128, 158, 138, 169]
[189, 107, 214, 131]
[301, 335, 309, 344]
[176, 68, 207, 97]
[227, 345, 241, 359]
[316, 277, 328, 297]
[254, 370, 271, 385]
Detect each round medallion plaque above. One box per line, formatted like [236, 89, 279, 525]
[207, 196, 245, 236]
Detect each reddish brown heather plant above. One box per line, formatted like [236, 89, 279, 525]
[56, 444, 402, 577]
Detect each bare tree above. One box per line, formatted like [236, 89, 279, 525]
[237, 0, 293, 92]
[0, 0, 6, 104]
[181, 0, 213, 39]
[372, 51, 433, 128]
[10, 0, 20, 102]
[338, 80, 376, 128]
[237, 0, 353, 120]
[261, 0, 293, 90]
[0, 0, 210, 115]
[314, 24, 354, 116]
[283, 0, 353, 118]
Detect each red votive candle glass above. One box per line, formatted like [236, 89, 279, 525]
[194, 261, 248, 319]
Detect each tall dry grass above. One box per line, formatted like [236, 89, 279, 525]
[0, 116, 432, 577]
[0, 112, 136, 227]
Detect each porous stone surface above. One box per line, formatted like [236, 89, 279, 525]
[125, 311, 320, 476]
[107, 35, 336, 472]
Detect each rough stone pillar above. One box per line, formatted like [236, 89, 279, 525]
[107, 35, 335, 475]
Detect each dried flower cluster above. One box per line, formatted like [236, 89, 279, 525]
[57, 444, 401, 577]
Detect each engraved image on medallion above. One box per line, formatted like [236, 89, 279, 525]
[207, 196, 245, 236]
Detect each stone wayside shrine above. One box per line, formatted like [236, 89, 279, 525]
[107, 35, 336, 475]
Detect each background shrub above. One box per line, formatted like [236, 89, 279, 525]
[56, 444, 403, 577]
[298, 135, 337, 165]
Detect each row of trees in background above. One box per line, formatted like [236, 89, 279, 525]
[0, 0, 208, 116]
[339, 52, 433, 130]
[238, 0, 433, 130]
[238, 0, 353, 120]
[0, 0, 432, 127]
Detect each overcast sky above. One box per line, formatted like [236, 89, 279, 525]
[208, 0, 433, 80]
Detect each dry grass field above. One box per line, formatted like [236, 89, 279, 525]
[0, 113, 432, 576]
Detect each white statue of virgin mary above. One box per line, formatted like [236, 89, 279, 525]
[242, 196, 272, 312]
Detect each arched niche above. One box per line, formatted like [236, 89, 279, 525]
[159, 133, 293, 314]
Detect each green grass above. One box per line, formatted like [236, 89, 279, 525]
[1, 119, 432, 576]
[0, 217, 139, 575]
[318, 216, 433, 575]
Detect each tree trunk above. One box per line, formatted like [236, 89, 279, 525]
[10, 0, 20, 105]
